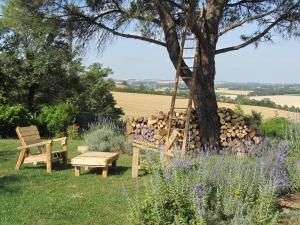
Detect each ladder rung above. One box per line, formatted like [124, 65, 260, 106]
[183, 57, 194, 59]
[184, 47, 195, 50]
[180, 76, 192, 79]
[186, 38, 195, 41]
[174, 107, 188, 110]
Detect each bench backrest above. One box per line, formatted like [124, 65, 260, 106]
[16, 126, 42, 146]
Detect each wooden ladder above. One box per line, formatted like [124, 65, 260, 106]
[166, 20, 200, 155]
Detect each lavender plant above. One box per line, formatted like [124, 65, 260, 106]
[284, 120, 300, 191]
[127, 150, 282, 225]
[84, 118, 132, 153]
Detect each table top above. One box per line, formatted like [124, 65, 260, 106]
[71, 151, 119, 166]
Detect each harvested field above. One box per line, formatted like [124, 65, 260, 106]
[250, 95, 300, 108]
[113, 92, 299, 119]
[216, 88, 252, 96]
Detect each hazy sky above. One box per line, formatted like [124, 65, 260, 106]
[83, 32, 300, 83]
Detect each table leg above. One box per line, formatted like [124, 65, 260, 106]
[132, 147, 140, 178]
[75, 166, 81, 176]
[112, 160, 117, 168]
[102, 166, 109, 178]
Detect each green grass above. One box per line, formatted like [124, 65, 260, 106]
[0, 139, 147, 225]
[1, 139, 300, 224]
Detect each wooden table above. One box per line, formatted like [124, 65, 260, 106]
[71, 152, 119, 177]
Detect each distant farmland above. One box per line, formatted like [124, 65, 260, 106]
[250, 95, 300, 108]
[113, 92, 298, 119]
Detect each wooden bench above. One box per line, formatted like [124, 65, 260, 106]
[71, 152, 119, 177]
[15, 126, 68, 173]
[132, 129, 180, 178]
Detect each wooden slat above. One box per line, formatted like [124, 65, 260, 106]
[18, 130, 40, 136]
[23, 154, 47, 164]
[17, 126, 39, 133]
[22, 135, 41, 143]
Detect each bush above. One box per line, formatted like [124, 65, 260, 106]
[76, 63, 123, 120]
[233, 103, 244, 116]
[0, 104, 32, 138]
[259, 117, 289, 138]
[245, 110, 263, 127]
[285, 122, 300, 191]
[127, 151, 282, 225]
[37, 103, 77, 137]
[67, 125, 81, 140]
[84, 118, 131, 153]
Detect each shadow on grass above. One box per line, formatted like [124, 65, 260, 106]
[21, 160, 72, 172]
[82, 166, 130, 177]
[0, 150, 16, 163]
[0, 175, 21, 193]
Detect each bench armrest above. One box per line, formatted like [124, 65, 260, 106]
[17, 140, 52, 150]
[52, 137, 67, 143]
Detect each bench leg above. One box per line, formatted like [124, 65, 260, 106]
[102, 166, 109, 178]
[15, 149, 27, 171]
[75, 166, 81, 176]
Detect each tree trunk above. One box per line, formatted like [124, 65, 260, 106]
[192, 48, 220, 148]
[27, 85, 36, 113]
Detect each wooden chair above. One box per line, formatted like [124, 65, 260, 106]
[15, 126, 68, 173]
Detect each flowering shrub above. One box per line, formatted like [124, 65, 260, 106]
[127, 146, 293, 225]
[67, 124, 81, 140]
[285, 121, 300, 191]
[84, 118, 131, 153]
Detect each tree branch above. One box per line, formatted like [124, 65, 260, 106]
[219, 10, 276, 36]
[216, 0, 300, 54]
[226, 0, 266, 7]
[79, 12, 167, 47]
[215, 18, 282, 54]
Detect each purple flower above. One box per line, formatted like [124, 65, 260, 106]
[260, 141, 291, 192]
[173, 155, 193, 172]
[193, 183, 207, 216]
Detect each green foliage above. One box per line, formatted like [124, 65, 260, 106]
[0, 104, 32, 137]
[128, 154, 279, 225]
[285, 122, 300, 191]
[37, 103, 77, 137]
[139, 82, 145, 91]
[77, 63, 123, 120]
[259, 117, 290, 138]
[67, 125, 81, 140]
[131, 169, 200, 224]
[84, 119, 131, 153]
[0, 0, 81, 112]
[233, 103, 244, 116]
[245, 110, 263, 127]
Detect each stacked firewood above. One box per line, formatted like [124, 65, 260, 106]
[217, 107, 261, 147]
[126, 108, 261, 151]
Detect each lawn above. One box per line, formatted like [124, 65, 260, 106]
[1, 139, 300, 225]
[0, 139, 146, 225]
